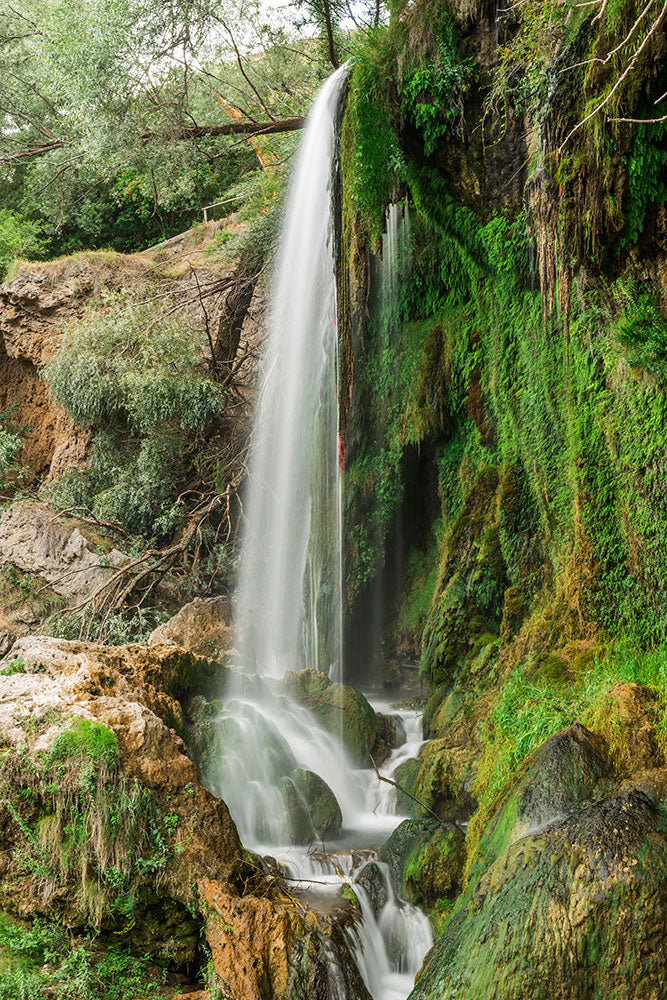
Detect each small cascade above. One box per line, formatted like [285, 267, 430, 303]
[351, 864, 432, 1000]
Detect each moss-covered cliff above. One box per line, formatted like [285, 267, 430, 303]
[340, 0, 667, 993]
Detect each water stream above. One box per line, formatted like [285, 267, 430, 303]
[208, 68, 432, 999]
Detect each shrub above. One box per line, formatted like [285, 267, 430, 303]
[43, 296, 226, 540]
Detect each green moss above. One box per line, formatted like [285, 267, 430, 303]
[47, 720, 120, 772]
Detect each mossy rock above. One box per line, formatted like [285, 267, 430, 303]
[289, 768, 342, 839]
[420, 467, 508, 687]
[467, 723, 612, 886]
[411, 788, 667, 1000]
[277, 776, 315, 845]
[355, 860, 389, 918]
[413, 739, 476, 821]
[281, 669, 389, 766]
[403, 824, 465, 912]
[379, 818, 439, 893]
[393, 758, 422, 816]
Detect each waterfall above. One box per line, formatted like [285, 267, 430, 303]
[234, 65, 346, 681]
[203, 69, 432, 1000]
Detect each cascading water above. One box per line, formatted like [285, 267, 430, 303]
[203, 68, 432, 1000]
[234, 65, 345, 681]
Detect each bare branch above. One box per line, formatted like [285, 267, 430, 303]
[558, 0, 667, 153]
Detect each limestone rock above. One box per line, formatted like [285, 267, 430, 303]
[0, 503, 128, 602]
[0, 635, 244, 944]
[150, 596, 233, 660]
[199, 877, 372, 1000]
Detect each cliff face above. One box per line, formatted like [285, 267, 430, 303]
[339, 0, 667, 993]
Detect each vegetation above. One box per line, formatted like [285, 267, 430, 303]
[1, 719, 183, 929]
[0, 913, 167, 1000]
[43, 296, 225, 541]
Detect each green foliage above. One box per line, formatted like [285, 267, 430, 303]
[0, 405, 30, 495]
[44, 299, 224, 434]
[0, 211, 45, 280]
[48, 606, 169, 646]
[400, 13, 475, 156]
[44, 295, 225, 540]
[47, 720, 120, 772]
[0, 657, 25, 676]
[613, 278, 667, 371]
[0, 914, 165, 1000]
[342, 28, 403, 249]
[621, 121, 667, 248]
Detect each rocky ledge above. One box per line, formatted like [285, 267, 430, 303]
[0, 630, 369, 998]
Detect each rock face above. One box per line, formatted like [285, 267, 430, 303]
[150, 595, 233, 660]
[410, 725, 667, 999]
[0, 502, 128, 602]
[199, 877, 372, 1000]
[0, 635, 244, 953]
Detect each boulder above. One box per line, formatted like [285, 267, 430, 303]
[0, 503, 128, 602]
[412, 787, 667, 1000]
[355, 861, 389, 918]
[412, 724, 667, 999]
[393, 757, 421, 816]
[380, 819, 464, 914]
[289, 768, 342, 839]
[278, 776, 316, 845]
[281, 668, 394, 767]
[149, 596, 233, 660]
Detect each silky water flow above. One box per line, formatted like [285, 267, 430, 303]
[204, 69, 431, 1000]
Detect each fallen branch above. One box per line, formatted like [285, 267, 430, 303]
[141, 117, 304, 142]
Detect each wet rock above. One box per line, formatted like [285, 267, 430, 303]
[289, 768, 342, 839]
[281, 668, 393, 766]
[149, 596, 233, 661]
[413, 738, 478, 823]
[278, 776, 316, 844]
[355, 861, 389, 918]
[199, 877, 372, 1000]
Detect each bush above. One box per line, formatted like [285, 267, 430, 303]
[0, 913, 165, 1000]
[43, 296, 226, 540]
